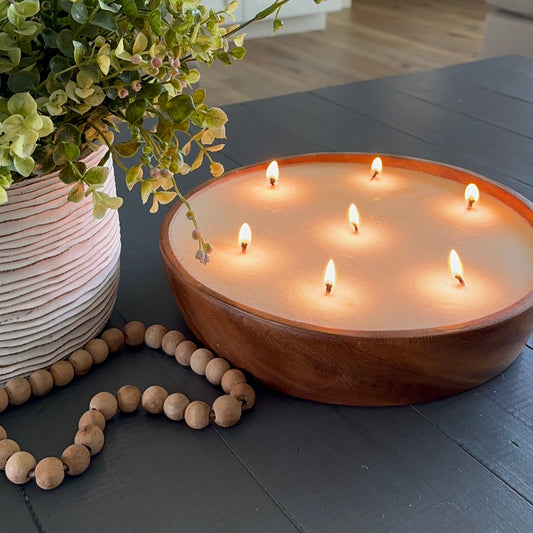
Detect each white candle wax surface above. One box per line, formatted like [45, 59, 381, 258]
[169, 158, 533, 331]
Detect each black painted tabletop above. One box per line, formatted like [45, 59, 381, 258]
[1, 55, 532, 533]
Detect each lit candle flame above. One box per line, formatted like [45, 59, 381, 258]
[239, 223, 251, 253]
[371, 157, 382, 180]
[449, 249, 465, 286]
[349, 203, 360, 232]
[324, 259, 336, 295]
[267, 160, 279, 187]
[465, 183, 480, 210]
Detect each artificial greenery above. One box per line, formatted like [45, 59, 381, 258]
[0, 0, 323, 261]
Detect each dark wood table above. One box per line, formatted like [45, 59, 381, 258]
[2, 55, 532, 533]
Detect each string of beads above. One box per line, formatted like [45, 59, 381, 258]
[0, 321, 255, 490]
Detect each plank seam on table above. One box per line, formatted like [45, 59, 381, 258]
[304, 89, 533, 194]
[378, 76, 533, 141]
[410, 405, 533, 507]
[210, 426, 306, 533]
[20, 486, 46, 533]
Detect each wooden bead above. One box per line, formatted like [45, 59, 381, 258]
[5, 451, 36, 484]
[142, 385, 168, 414]
[78, 410, 106, 431]
[0, 439, 20, 470]
[212, 395, 242, 428]
[61, 444, 91, 475]
[230, 383, 256, 410]
[101, 328, 124, 353]
[117, 385, 142, 413]
[68, 349, 93, 375]
[85, 338, 109, 364]
[29, 369, 54, 397]
[161, 330, 185, 356]
[5, 377, 31, 406]
[89, 391, 117, 420]
[0, 387, 8, 413]
[221, 368, 247, 394]
[190, 348, 215, 376]
[49, 360, 75, 387]
[184, 401, 211, 430]
[34, 457, 65, 490]
[175, 340, 197, 366]
[0, 425, 6, 440]
[144, 324, 167, 349]
[74, 425, 105, 455]
[205, 358, 231, 386]
[123, 321, 146, 346]
[163, 393, 190, 421]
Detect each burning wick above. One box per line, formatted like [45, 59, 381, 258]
[266, 160, 279, 188]
[449, 249, 465, 286]
[349, 203, 360, 233]
[324, 259, 336, 295]
[465, 183, 479, 210]
[239, 223, 251, 254]
[371, 157, 382, 180]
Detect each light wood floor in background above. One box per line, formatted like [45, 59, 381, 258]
[199, 0, 490, 105]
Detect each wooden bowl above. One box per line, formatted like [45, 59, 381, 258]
[160, 154, 533, 405]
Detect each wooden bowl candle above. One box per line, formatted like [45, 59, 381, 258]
[160, 154, 533, 406]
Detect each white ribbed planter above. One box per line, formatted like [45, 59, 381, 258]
[0, 146, 121, 384]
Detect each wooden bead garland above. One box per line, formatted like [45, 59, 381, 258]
[0, 321, 256, 490]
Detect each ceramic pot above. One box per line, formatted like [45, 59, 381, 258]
[0, 146, 120, 383]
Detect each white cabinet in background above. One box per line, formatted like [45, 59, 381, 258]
[204, 0, 343, 38]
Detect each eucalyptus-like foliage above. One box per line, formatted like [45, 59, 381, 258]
[0, 0, 323, 260]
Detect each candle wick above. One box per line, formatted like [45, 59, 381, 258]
[352, 223, 359, 233]
[455, 274, 465, 286]
[269, 177, 276, 187]
[241, 242, 248, 254]
[325, 283, 333, 295]
[371, 171, 379, 180]
[467, 198, 474, 210]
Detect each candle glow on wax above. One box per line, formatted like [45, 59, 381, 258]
[449, 249, 465, 286]
[324, 259, 336, 295]
[371, 157, 383, 180]
[349, 203, 360, 232]
[239, 223, 251, 253]
[267, 160, 279, 187]
[465, 183, 480, 210]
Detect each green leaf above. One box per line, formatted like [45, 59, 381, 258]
[13, 155, 34, 176]
[231, 46, 246, 60]
[41, 28, 58, 48]
[192, 88, 206, 106]
[98, 0, 121, 13]
[73, 41, 85, 65]
[166, 94, 195, 124]
[59, 165, 78, 184]
[125, 164, 143, 190]
[57, 29, 74, 58]
[216, 50, 231, 65]
[205, 107, 228, 129]
[126, 99, 147, 124]
[91, 11, 117, 32]
[85, 166, 109, 186]
[0, 185, 7, 204]
[140, 180, 152, 204]
[68, 182, 85, 203]
[114, 141, 141, 157]
[122, 0, 138, 20]
[104, 195, 123, 209]
[132, 32, 148, 55]
[70, 1, 89, 23]
[61, 142, 80, 162]
[139, 82, 162, 100]
[7, 71, 39, 93]
[55, 124, 82, 145]
[149, 9, 162, 34]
